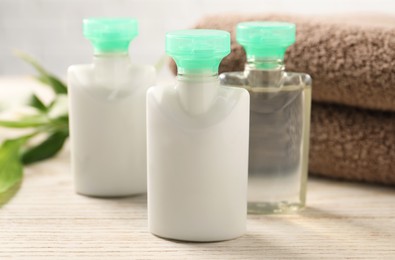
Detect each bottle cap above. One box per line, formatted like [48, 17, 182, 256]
[83, 18, 138, 53]
[166, 29, 230, 74]
[237, 22, 295, 60]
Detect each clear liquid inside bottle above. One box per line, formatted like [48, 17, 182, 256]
[220, 60, 312, 214]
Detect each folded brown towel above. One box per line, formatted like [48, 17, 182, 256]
[169, 14, 395, 185]
[169, 13, 395, 112]
[310, 103, 395, 185]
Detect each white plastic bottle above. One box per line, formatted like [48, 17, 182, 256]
[68, 18, 155, 197]
[147, 30, 250, 241]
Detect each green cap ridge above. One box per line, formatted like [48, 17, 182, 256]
[83, 18, 138, 53]
[237, 22, 295, 60]
[166, 29, 230, 74]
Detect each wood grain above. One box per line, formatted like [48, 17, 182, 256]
[0, 146, 394, 259]
[0, 77, 394, 259]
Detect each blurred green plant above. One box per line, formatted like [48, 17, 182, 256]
[0, 52, 69, 203]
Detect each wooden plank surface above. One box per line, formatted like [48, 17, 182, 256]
[0, 77, 394, 259]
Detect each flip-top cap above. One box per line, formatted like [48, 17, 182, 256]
[237, 22, 295, 60]
[83, 18, 138, 53]
[166, 29, 230, 73]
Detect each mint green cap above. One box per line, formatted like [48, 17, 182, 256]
[237, 22, 295, 60]
[166, 29, 230, 74]
[83, 18, 138, 53]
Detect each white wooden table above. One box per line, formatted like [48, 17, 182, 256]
[0, 77, 394, 259]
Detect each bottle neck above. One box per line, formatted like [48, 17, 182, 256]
[244, 58, 285, 87]
[177, 70, 218, 83]
[92, 52, 131, 88]
[93, 52, 130, 69]
[245, 58, 284, 71]
[176, 71, 219, 115]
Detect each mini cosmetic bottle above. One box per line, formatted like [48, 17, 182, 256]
[68, 18, 155, 196]
[220, 22, 312, 214]
[147, 30, 250, 241]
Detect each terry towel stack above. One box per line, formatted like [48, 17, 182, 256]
[169, 14, 395, 185]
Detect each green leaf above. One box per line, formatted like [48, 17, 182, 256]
[0, 179, 21, 207]
[47, 94, 68, 119]
[0, 115, 48, 128]
[22, 131, 68, 165]
[35, 75, 68, 95]
[0, 138, 25, 194]
[50, 115, 69, 130]
[15, 51, 68, 94]
[14, 50, 47, 75]
[28, 94, 47, 112]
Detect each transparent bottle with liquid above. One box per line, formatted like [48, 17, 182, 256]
[220, 22, 312, 214]
[68, 18, 156, 197]
[147, 30, 249, 241]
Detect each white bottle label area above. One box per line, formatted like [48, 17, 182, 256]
[68, 62, 155, 197]
[147, 82, 250, 242]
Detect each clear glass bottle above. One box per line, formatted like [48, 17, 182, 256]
[147, 30, 249, 241]
[220, 22, 312, 214]
[68, 18, 155, 197]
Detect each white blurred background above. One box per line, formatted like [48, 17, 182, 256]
[1, 0, 395, 77]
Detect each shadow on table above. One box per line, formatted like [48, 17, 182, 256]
[310, 175, 395, 193]
[159, 232, 305, 260]
[78, 192, 148, 209]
